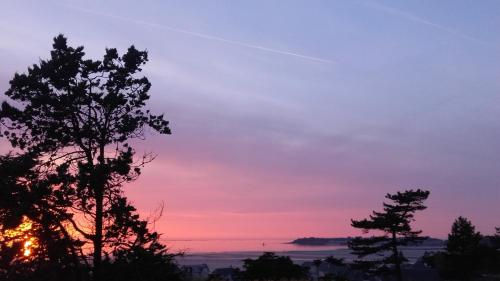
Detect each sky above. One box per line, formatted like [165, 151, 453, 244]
[1, 0, 499, 240]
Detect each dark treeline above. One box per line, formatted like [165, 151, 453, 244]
[0, 35, 499, 281]
[423, 217, 500, 281]
[347, 190, 500, 281]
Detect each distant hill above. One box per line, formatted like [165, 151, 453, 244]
[289, 237, 445, 247]
[289, 237, 351, 246]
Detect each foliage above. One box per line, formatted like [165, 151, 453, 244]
[0, 153, 84, 280]
[101, 235, 183, 281]
[208, 268, 242, 281]
[424, 219, 500, 281]
[446, 217, 481, 256]
[316, 256, 349, 281]
[0, 34, 172, 281]
[324, 256, 345, 266]
[318, 274, 349, 281]
[241, 252, 309, 281]
[441, 217, 483, 280]
[490, 226, 500, 249]
[348, 189, 430, 281]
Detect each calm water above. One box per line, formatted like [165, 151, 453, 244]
[167, 238, 442, 269]
[165, 238, 344, 253]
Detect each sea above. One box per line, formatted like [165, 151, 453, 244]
[166, 238, 443, 269]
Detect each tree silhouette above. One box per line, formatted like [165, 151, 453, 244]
[349, 189, 430, 281]
[442, 216, 482, 281]
[241, 252, 309, 281]
[321, 256, 348, 281]
[0, 153, 84, 281]
[312, 259, 322, 281]
[495, 227, 500, 249]
[101, 234, 182, 281]
[324, 256, 344, 266]
[0, 34, 171, 281]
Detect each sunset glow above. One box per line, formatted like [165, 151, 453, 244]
[2, 217, 38, 258]
[1, 2, 500, 281]
[1, 1, 500, 243]
[23, 237, 35, 257]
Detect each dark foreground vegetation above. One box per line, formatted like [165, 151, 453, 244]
[0, 35, 498, 281]
[423, 219, 500, 281]
[204, 217, 500, 281]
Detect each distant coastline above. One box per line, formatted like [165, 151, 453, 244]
[289, 237, 352, 246]
[289, 237, 445, 246]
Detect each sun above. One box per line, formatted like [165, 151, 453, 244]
[1, 216, 39, 258]
[23, 236, 36, 256]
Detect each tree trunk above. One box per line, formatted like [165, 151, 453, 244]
[93, 154, 105, 281]
[392, 231, 403, 281]
[92, 139, 107, 281]
[93, 184, 103, 281]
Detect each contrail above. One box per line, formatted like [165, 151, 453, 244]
[358, 1, 487, 45]
[65, 6, 334, 64]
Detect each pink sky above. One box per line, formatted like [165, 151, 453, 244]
[1, 0, 500, 241]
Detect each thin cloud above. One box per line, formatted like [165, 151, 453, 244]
[359, 1, 487, 45]
[65, 6, 335, 64]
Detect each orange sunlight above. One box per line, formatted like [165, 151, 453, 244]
[2, 216, 39, 258]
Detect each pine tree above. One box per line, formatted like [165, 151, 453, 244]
[349, 189, 430, 281]
[443, 216, 482, 281]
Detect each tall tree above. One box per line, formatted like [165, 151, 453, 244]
[349, 189, 430, 281]
[442, 216, 482, 281]
[0, 34, 170, 281]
